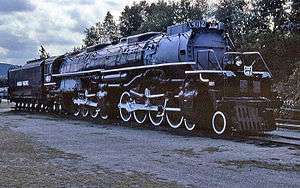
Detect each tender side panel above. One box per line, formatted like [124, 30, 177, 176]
[8, 64, 43, 100]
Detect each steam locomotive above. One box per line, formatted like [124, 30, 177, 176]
[8, 20, 279, 135]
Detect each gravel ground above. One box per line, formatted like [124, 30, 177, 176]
[0, 101, 299, 187]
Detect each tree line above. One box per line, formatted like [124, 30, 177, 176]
[81, 0, 299, 81]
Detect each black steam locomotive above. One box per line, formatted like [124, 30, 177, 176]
[8, 20, 279, 135]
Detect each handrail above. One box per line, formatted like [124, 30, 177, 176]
[223, 51, 272, 76]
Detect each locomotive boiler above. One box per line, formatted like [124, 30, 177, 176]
[8, 20, 279, 135]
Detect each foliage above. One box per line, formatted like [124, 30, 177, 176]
[39, 45, 50, 59]
[118, 0, 208, 35]
[83, 11, 119, 47]
[119, 1, 147, 37]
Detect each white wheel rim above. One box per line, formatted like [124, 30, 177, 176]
[184, 119, 196, 131]
[212, 111, 227, 135]
[149, 112, 164, 126]
[74, 108, 80, 117]
[91, 109, 99, 118]
[82, 109, 89, 117]
[119, 92, 131, 122]
[133, 110, 147, 124]
[100, 110, 109, 120]
[166, 113, 183, 129]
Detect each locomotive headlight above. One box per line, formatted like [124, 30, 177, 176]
[45, 75, 51, 83]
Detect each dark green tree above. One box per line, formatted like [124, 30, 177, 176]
[83, 26, 100, 47]
[139, 0, 208, 33]
[119, 1, 148, 37]
[174, 0, 208, 23]
[250, 0, 288, 33]
[215, 0, 248, 45]
[83, 11, 119, 47]
[102, 11, 120, 43]
[39, 45, 50, 59]
[139, 1, 176, 33]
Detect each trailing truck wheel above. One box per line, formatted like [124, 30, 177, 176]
[58, 104, 62, 114]
[100, 109, 109, 120]
[119, 92, 132, 122]
[52, 104, 55, 112]
[15, 103, 19, 110]
[74, 107, 80, 117]
[40, 104, 44, 112]
[90, 108, 99, 119]
[184, 119, 196, 131]
[44, 105, 49, 113]
[81, 107, 89, 118]
[34, 103, 38, 111]
[211, 111, 227, 135]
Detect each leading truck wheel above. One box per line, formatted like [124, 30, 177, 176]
[184, 119, 196, 131]
[211, 111, 227, 135]
[119, 92, 132, 122]
[100, 109, 109, 120]
[90, 108, 99, 119]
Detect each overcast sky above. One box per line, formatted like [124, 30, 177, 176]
[0, 0, 214, 65]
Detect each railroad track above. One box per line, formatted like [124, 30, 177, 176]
[6, 106, 300, 147]
[276, 119, 300, 130]
[246, 128, 300, 147]
[276, 108, 300, 130]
